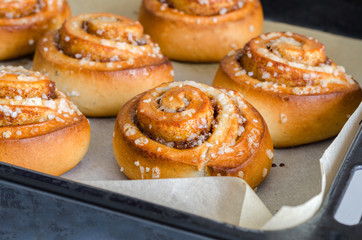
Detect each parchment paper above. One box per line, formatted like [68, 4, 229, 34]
[3, 0, 362, 231]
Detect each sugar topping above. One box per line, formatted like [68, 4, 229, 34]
[0, 66, 83, 139]
[135, 137, 149, 146]
[152, 167, 160, 178]
[2, 130, 11, 138]
[123, 123, 136, 136]
[280, 113, 287, 123]
[54, 13, 165, 67]
[122, 81, 270, 181]
[229, 32, 356, 94]
[266, 149, 274, 159]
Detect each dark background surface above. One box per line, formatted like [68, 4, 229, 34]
[260, 0, 362, 39]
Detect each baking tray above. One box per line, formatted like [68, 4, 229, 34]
[0, 0, 362, 239]
[0, 123, 360, 239]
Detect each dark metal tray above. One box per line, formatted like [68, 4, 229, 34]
[0, 122, 360, 239]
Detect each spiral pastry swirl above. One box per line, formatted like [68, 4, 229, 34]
[0, 0, 70, 60]
[57, 14, 163, 64]
[0, 66, 91, 176]
[138, 0, 263, 62]
[33, 13, 174, 117]
[213, 32, 362, 147]
[113, 81, 273, 188]
[0, 0, 39, 19]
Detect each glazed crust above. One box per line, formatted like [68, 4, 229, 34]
[33, 13, 174, 117]
[138, 0, 263, 62]
[113, 81, 274, 189]
[0, 0, 71, 61]
[213, 32, 362, 147]
[0, 66, 91, 176]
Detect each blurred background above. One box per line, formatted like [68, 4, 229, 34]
[260, 0, 362, 39]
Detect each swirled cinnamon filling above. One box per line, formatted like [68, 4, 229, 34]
[230, 32, 356, 93]
[131, 81, 250, 150]
[54, 13, 163, 63]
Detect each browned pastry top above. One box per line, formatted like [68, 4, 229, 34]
[49, 13, 166, 69]
[162, 0, 245, 16]
[231, 32, 358, 94]
[114, 81, 274, 188]
[0, 66, 84, 140]
[152, 0, 260, 22]
[214, 32, 362, 147]
[0, 0, 67, 22]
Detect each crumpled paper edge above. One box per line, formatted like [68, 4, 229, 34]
[262, 102, 362, 230]
[82, 103, 361, 230]
[82, 176, 272, 229]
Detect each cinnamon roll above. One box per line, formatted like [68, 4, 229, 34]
[113, 81, 273, 189]
[213, 32, 362, 147]
[138, 0, 263, 62]
[0, 0, 70, 61]
[33, 13, 174, 117]
[0, 66, 91, 176]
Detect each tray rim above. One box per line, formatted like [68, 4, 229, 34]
[0, 122, 360, 239]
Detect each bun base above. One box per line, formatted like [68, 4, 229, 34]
[0, 116, 90, 176]
[138, 0, 263, 62]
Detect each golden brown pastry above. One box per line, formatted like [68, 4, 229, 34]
[138, 0, 263, 62]
[213, 32, 362, 147]
[33, 13, 174, 117]
[0, 0, 70, 61]
[0, 66, 91, 176]
[113, 81, 273, 189]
